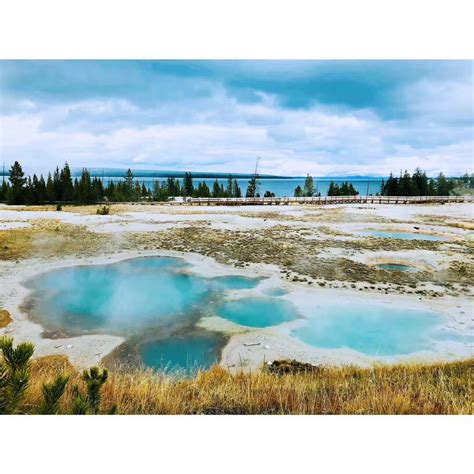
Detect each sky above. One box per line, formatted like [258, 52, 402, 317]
[0, 60, 472, 177]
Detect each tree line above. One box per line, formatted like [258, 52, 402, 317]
[1, 161, 472, 205]
[294, 175, 320, 197]
[0, 161, 249, 205]
[294, 175, 358, 197]
[293, 169, 473, 198]
[380, 169, 474, 196]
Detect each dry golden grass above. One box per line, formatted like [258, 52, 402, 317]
[23, 356, 473, 415]
[0, 221, 107, 260]
[0, 309, 12, 328]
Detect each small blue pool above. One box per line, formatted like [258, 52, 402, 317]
[292, 303, 462, 356]
[376, 263, 419, 272]
[359, 230, 448, 241]
[216, 297, 298, 327]
[140, 332, 222, 375]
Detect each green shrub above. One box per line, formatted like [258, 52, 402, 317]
[96, 205, 110, 215]
[75, 366, 110, 414]
[0, 337, 114, 415]
[0, 336, 34, 414]
[39, 374, 70, 414]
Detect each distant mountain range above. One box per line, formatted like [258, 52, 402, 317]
[73, 168, 292, 179]
[71, 168, 386, 180]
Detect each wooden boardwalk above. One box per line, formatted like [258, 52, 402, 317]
[184, 195, 472, 206]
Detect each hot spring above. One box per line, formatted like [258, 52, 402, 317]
[24, 256, 468, 372]
[292, 302, 470, 356]
[25, 257, 261, 373]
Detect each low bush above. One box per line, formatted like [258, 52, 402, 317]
[96, 205, 110, 215]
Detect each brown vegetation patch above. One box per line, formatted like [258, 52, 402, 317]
[0, 309, 12, 328]
[124, 226, 471, 294]
[446, 222, 474, 231]
[0, 221, 108, 260]
[318, 226, 352, 237]
[444, 261, 474, 284]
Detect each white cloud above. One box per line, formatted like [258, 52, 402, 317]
[0, 79, 472, 177]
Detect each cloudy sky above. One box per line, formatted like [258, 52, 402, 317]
[0, 60, 472, 176]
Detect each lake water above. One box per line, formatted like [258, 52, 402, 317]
[26, 256, 464, 371]
[100, 176, 383, 197]
[358, 230, 448, 241]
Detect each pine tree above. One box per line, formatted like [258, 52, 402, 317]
[0, 336, 34, 414]
[294, 185, 303, 197]
[197, 180, 210, 197]
[399, 170, 414, 196]
[436, 172, 448, 196]
[183, 172, 194, 196]
[81, 367, 109, 415]
[38, 175, 47, 203]
[60, 163, 74, 202]
[46, 173, 55, 202]
[152, 181, 169, 201]
[124, 168, 134, 200]
[212, 179, 221, 198]
[7, 161, 27, 204]
[40, 374, 69, 414]
[76, 169, 97, 204]
[165, 177, 180, 197]
[303, 174, 315, 197]
[246, 176, 259, 198]
[383, 172, 399, 196]
[348, 183, 358, 195]
[427, 178, 437, 196]
[233, 179, 242, 198]
[53, 166, 61, 201]
[134, 181, 141, 200]
[0, 181, 9, 202]
[226, 175, 234, 197]
[412, 167, 428, 196]
[328, 181, 341, 196]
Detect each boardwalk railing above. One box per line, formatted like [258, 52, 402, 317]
[183, 195, 472, 206]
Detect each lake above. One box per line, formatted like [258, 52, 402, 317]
[99, 176, 384, 197]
